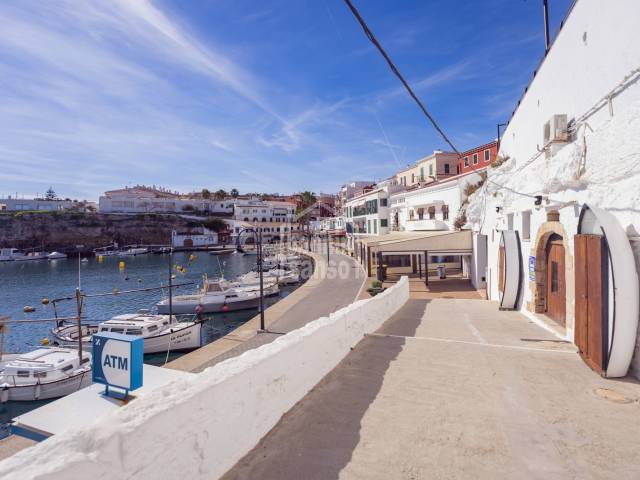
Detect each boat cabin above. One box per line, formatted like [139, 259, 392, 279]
[98, 314, 174, 337]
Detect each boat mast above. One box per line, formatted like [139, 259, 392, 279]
[75, 288, 83, 362]
[168, 245, 173, 321]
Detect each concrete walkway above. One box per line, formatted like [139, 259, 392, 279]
[170, 246, 366, 372]
[222, 298, 640, 480]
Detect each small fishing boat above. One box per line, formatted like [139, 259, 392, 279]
[238, 268, 300, 286]
[96, 313, 202, 354]
[209, 248, 235, 255]
[93, 245, 120, 257]
[51, 314, 201, 354]
[47, 251, 67, 260]
[0, 248, 23, 262]
[14, 251, 47, 262]
[0, 348, 92, 403]
[119, 247, 149, 256]
[153, 247, 172, 254]
[156, 277, 279, 314]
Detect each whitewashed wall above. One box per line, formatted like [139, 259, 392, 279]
[467, 0, 640, 375]
[0, 278, 409, 480]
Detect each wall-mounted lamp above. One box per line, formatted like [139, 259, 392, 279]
[495, 206, 502, 213]
[534, 195, 543, 206]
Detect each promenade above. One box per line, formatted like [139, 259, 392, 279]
[168, 244, 366, 372]
[222, 298, 640, 480]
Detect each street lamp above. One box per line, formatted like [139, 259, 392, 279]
[236, 227, 265, 331]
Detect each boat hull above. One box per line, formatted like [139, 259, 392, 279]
[0, 369, 92, 403]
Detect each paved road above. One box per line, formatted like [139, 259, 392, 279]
[194, 246, 365, 371]
[222, 298, 640, 480]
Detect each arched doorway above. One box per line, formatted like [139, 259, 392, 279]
[183, 238, 193, 247]
[545, 233, 566, 326]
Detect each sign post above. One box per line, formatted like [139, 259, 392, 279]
[92, 332, 143, 400]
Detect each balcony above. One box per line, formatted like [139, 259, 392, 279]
[405, 219, 449, 231]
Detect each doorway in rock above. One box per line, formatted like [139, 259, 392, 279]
[545, 233, 566, 326]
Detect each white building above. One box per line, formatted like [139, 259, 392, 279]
[344, 178, 403, 252]
[171, 229, 218, 248]
[391, 170, 485, 233]
[99, 186, 234, 215]
[233, 198, 296, 223]
[0, 197, 86, 212]
[336, 181, 374, 216]
[466, 0, 640, 379]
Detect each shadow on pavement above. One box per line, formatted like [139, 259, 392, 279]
[222, 299, 429, 480]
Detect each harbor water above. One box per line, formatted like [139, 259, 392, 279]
[0, 250, 309, 438]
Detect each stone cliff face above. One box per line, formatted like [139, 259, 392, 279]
[0, 213, 216, 252]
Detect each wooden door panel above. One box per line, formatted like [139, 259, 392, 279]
[546, 240, 566, 326]
[574, 234, 606, 374]
[574, 235, 588, 353]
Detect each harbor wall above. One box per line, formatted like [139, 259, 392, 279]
[0, 212, 226, 251]
[0, 277, 409, 480]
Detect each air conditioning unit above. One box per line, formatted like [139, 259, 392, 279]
[543, 114, 568, 144]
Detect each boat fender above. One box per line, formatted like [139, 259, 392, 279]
[41, 297, 50, 305]
[35, 383, 41, 400]
[0, 388, 8, 404]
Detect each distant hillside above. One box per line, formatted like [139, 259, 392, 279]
[0, 212, 228, 252]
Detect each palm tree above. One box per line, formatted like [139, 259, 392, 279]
[201, 188, 211, 199]
[213, 189, 227, 200]
[230, 188, 239, 198]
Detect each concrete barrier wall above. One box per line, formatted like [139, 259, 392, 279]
[0, 277, 409, 480]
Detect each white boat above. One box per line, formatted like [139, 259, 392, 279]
[93, 246, 119, 257]
[51, 315, 201, 355]
[0, 248, 23, 262]
[47, 251, 67, 260]
[239, 268, 300, 286]
[156, 277, 279, 314]
[97, 314, 201, 354]
[119, 247, 149, 256]
[0, 348, 92, 403]
[13, 251, 47, 262]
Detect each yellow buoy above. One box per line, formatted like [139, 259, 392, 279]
[119, 261, 125, 270]
[41, 297, 50, 305]
[98, 255, 104, 263]
[40, 338, 49, 346]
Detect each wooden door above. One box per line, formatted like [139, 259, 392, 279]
[498, 245, 505, 293]
[574, 234, 607, 373]
[545, 236, 566, 326]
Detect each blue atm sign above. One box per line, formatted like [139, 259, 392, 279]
[92, 332, 143, 394]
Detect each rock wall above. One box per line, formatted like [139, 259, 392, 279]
[0, 213, 214, 251]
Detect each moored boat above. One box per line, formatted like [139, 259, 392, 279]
[0, 348, 92, 403]
[47, 251, 67, 260]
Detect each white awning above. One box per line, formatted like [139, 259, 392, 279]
[369, 230, 472, 254]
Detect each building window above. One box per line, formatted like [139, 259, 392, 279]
[420, 167, 424, 180]
[551, 261, 559, 292]
[484, 149, 490, 162]
[411, 173, 415, 183]
[522, 210, 531, 240]
[444, 164, 450, 174]
[473, 153, 478, 164]
[373, 220, 378, 234]
[507, 213, 514, 231]
[442, 205, 449, 221]
[380, 198, 388, 207]
[429, 164, 433, 177]
[380, 219, 388, 227]
[428, 206, 436, 220]
[464, 157, 469, 167]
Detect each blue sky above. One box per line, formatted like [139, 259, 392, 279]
[0, 0, 573, 200]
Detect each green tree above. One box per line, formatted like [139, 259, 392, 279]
[201, 217, 227, 232]
[45, 187, 57, 200]
[201, 188, 211, 199]
[214, 189, 227, 200]
[299, 191, 316, 209]
[230, 188, 239, 198]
